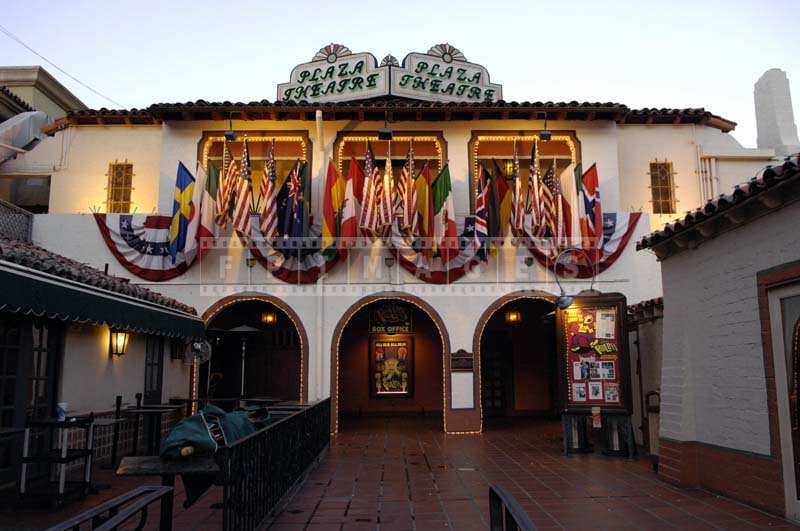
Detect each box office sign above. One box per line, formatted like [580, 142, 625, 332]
[369, 302, 412, 334]
[371, 337, 413, 397]
[277, 43, 502, 104]
[557, 296, 631, 414]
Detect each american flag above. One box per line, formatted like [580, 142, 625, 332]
[397, 143, 417, 234]
[511, 142, 524, 234]
[259, 140, 278, 238]
[539, 161, 557, 239]
[376, 157, 394, 231]
[231, 140, 252, 236]
[358, 142, 379, 235]
[528, 142, 542, 236]
[214, 140, 232, 227]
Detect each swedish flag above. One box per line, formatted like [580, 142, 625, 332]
[169, 162, 196, 263]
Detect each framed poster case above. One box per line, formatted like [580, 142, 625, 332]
[556, 293, 632, 415]
[369, 335, 414, 398]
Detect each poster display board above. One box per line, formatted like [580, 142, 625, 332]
[370, 336, 414, 398]
[556, 294, 631, 414]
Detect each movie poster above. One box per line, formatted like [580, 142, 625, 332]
[563, 306, 623, 409]
[370, 336, 413, 397]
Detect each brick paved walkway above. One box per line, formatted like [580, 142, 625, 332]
[3, 417, 798, 530]
[268, 417, 798, 530]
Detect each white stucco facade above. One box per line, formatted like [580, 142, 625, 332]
[658, 200, 800, 455]
[15, 112, 774, 409]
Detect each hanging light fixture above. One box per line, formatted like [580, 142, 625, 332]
[553, 247, 600, 309]
[108, 329, 130, 357]
[504, 309, 522, 324]
[540, 113, 552, 141]
[260, 311, 277, 325]
[224, 113, 236, 141]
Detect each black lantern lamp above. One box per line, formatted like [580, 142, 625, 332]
[539, 113, 552, 142]
[553, 247, 599, 310]
[109, 328, 130, 357]
[224, 113, 236, 142]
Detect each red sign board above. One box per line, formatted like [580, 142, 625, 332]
[558, 296, 630, 414]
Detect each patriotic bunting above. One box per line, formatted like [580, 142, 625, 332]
[93, 152, 640, 284]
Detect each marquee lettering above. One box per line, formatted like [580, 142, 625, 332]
[278, 45, 502, 104]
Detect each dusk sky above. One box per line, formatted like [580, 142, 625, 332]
[2, 0, 798, 148]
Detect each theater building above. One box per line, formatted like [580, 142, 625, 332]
[0, 43, 777, 437]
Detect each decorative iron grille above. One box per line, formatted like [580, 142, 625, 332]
[221, 399, 331, 531]
[0, 197, 33, 241]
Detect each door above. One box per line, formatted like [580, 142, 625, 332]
[144, 336, 164, 405]
[481, 331, 514, 417]
[768, 282, 800, 520]
[0, 318, 61, 484]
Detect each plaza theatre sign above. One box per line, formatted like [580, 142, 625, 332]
[277, 43, 503, 104]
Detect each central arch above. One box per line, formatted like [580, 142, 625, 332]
[202, 293, 309, 404]
[330, 292, 451, 433]
[473, 290, 558, 430]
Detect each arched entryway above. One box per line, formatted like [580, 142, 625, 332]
[330, 293, 450, 433]
[474, 291, 557, 429]
[201, 294, 309, 407]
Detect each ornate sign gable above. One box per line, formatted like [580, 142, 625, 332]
[277, 43, 503, 104]
[277, 44, 389, 103]
[391, 44, 502, 103]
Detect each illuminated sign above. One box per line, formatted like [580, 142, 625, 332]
[278, 43, 503, 104]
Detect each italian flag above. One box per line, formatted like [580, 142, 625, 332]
[432, 165, 458, 263]
[197, 164, 219, 259]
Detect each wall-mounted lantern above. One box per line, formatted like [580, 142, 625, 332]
[109, 329, 130, 357]
[504, 309, 522, 325]
[260, 312, 277, 325]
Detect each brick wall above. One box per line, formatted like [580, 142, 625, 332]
[659, 438, 785, 516]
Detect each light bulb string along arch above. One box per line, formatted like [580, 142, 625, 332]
[552, 247, 599, 309]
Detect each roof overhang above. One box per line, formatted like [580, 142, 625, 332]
[0, 260, 205, 338]
[56, 99, 737, 132]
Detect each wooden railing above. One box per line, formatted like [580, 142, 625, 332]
[489, 484, 535, 531]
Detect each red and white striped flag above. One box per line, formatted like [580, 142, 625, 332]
[259, 140, 278, 239]
[231, 140, 252, 236]
[527, 142, 543, 236]
[511, 142, 524, 235]
[214, 140, 232, 227]
[376, 158, 394, 231]
[397, 143, 417, 235]
[358, 142, 378, 235]
[539, 161, 557, 239]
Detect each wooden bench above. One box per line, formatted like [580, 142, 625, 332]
[46, 485, 174, 531]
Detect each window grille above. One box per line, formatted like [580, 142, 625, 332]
[648, 161, 677, 214]
[106, 161, 134, 213]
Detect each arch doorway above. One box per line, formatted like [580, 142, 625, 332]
[201, 295, 308, 408]
[475, 293, 558, 429]
[331, 294, 448, 433]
